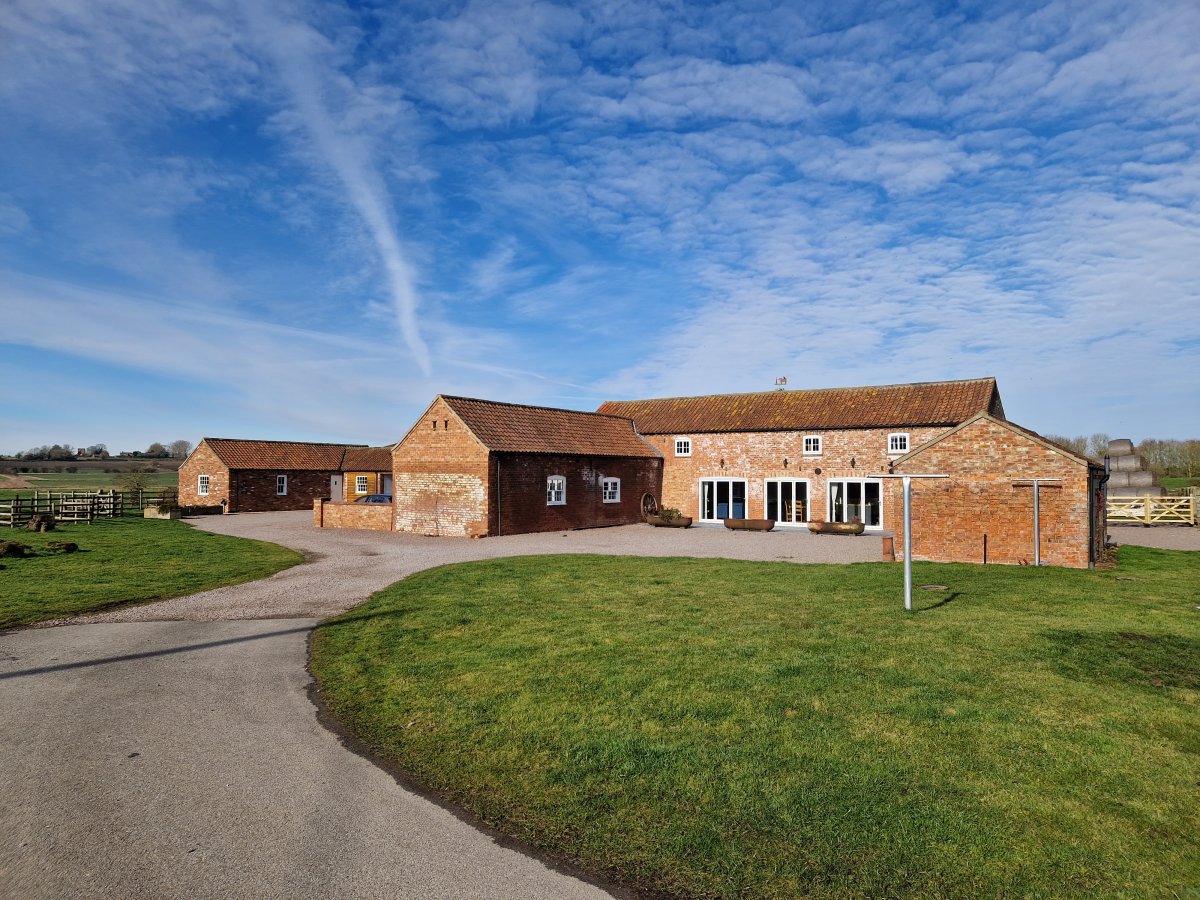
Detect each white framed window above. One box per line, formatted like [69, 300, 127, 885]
[888, 432, 910, 454]
[355, 475, 369, 494]
[197, 474, 210, 496]
[764, 478, 810, 524]
[276, 475, 288, 496]
[803, 435, 823, 455]
[601, 477, 620, 503]
[675, 437, 692, 457]
[546, 476, 566, 506]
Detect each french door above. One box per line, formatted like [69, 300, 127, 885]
[827, 478, 882, 527]
[765, 478, 809, 524]
[699, 479, 747, 522]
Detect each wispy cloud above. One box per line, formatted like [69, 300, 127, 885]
[245, 0, 433, 376]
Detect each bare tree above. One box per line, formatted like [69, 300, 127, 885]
[169, 439, 193, 459]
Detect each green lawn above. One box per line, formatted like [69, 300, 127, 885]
[0, 518, 301, 628]
[312, 551, 1200, 899]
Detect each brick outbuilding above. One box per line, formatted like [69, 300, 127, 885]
[883, 414, 1107, 568]
[179, 438, 367, 513]
[390, 395, 663, 538]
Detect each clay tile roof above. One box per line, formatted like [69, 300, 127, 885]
[341, 447, 393, 472]
[440, 396, 660, 458]
[203, 438, 363, 471]
[597, 377, 1002, 434]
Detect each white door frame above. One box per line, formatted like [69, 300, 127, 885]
[763, 477, 810, 525]
[698, 478, 749, 523]
[826, 477, 884, 528]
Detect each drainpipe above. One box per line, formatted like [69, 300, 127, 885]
[495, 456, 501, 537]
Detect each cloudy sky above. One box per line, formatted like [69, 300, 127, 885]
[2, 0, 1198, 453]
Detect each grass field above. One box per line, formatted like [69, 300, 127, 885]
[312, 550, 1200, 899]
[1161, 476, 1200, 492]
[0, 518, 300, 628]
[0, 470, 178, 501]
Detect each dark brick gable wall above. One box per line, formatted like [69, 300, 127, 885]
[491, 453, 662, 536]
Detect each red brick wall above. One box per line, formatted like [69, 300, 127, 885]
[178, 441, 229, 509]
[314, 499, 392, 531]
[884, 418, 1092, 568]
[491, 454, 662, 536]
[231, 469, 337, 512]
[646, 426, 946, 522]
[393, 397, 491, 537]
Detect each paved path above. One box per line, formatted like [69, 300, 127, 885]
[1, 515, 876, 899]
[1109, 524, 1200, 552]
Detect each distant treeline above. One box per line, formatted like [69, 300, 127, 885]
[11, 440, 193, 461]
[1043, 433, 1200, 478]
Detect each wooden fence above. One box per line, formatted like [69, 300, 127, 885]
[1106, 495, 1197, 526]
[0, 490, 176, 528]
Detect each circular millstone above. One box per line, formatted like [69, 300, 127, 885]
[919, 584, 949, 591]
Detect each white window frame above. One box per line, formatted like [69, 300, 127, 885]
[197, 474, 210, 496]
[601, 477, 620, 503]
[276, 474, 288, 496]
[354, 475, 369, 494]
[802, 435, 823, 455]
[826, 478, 884, 529]
[675, 437, 692, 457]
[888, 432, 910, 455]
[546, 475, 566, 506]
[698, 478, 749, 523]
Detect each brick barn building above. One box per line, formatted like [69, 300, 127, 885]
[884, 413, 1106, 568]
[598, 377, 1005, 532]
[179, 438, 367, 513]
[387, 395, 663, 538]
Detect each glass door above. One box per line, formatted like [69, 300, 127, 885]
[765, 478, 809, 524]
[827, 479, 882, 527]
[699, 479, 747, 522]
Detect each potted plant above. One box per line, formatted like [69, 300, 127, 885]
[646, 507, 692, 528]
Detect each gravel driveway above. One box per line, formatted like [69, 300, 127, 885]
[66, 512, 883, 623]
[1108, 524, 1200, 552]
[3, 513, 879, 899]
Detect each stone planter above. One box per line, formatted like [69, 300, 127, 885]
[144, 507, 182, 520]
[646, 514, 692, 528]
[724, 518, 775, 531]
[807, 520, 865, 536]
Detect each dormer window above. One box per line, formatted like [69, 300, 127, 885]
[888, 433, 910, 454]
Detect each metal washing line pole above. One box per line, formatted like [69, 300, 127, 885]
[870, 473, 949, 611]
[1012, 478, 1062, 567]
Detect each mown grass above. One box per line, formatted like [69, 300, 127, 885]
[0, 518, 301, 628]
[312, 550, 1200, 899]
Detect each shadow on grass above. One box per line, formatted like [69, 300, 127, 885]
[0, 608, 407, 681]
[1042, 629, 1200, 692]
[913, 591, 960, 612]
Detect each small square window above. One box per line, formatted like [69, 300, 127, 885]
[803, 435, 822, 455]
[675, 438, 692, 457]
[546, 476, 566, 506]
[601, 477, 620, 503]
[355, 475, 369, 494]
[197, 474, 210, 496]
[888, 433, 910, 454]
[276, 475, 288, 496]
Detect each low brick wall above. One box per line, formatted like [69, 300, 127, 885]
[313, 499, 393, 532]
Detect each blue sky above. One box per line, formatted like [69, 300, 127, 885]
[2, 0, 1198, 454]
